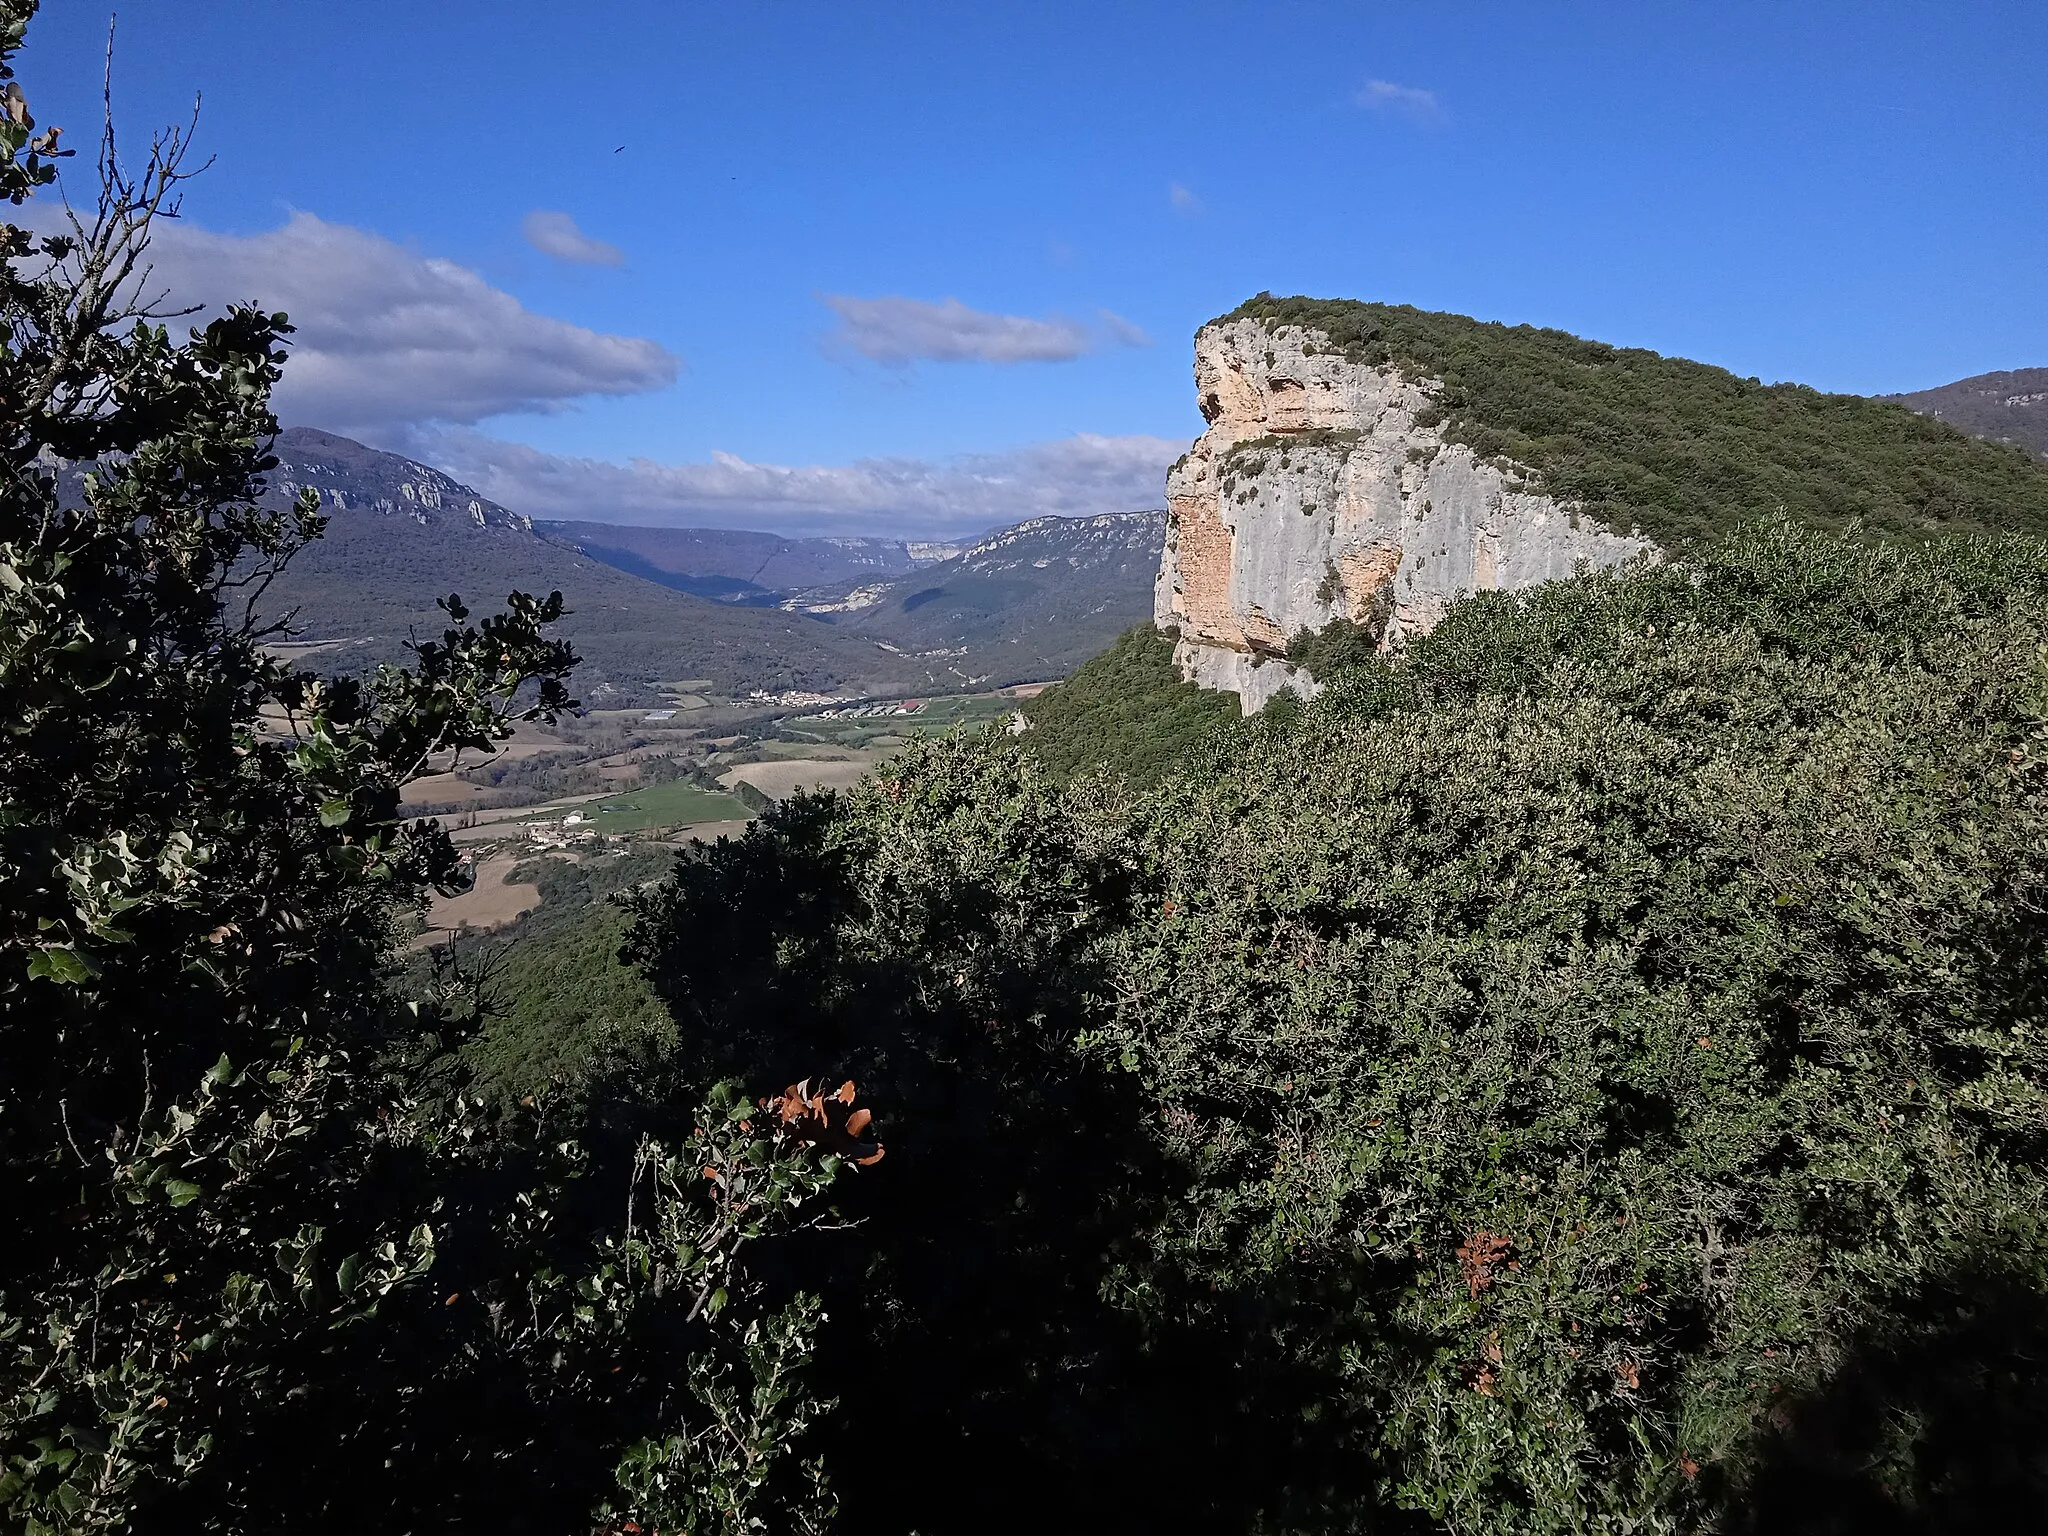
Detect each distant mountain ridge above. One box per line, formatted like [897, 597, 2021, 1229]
[255, 429, 926, 701]
[1885, 368, 2048, 460]
[539, 522, 966, 605]
[269, 427, 536, 532]
[552, 507, 1167, 688]
[811, 510, 1167, 684]
[247, 429, 1162, 697]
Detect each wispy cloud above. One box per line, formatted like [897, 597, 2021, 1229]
[818, 293, 1142, 366]
[76, 209, 676, 435]
[1169, 181, 1202, 216]
[402, 428, 1183, 538]
[1098, 309, 1150, 347]
[521, 209, 626, 267]
[1353, 78, 1443, 122]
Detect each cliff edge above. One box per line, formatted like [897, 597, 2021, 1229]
[1157, 316, 1648, 709]
[1158, 297, 2048, 709]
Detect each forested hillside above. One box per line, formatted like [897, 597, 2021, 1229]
[9, 0, 2048, 1525]
[1018, 622, 1239, 786]
[630, 521, 2048, 1531]
[1886, 366, 2048, 460]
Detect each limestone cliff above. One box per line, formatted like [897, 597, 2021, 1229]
[1156, 316, 1653, 709]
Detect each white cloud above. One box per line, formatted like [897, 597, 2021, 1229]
[818, 293, 1141, 366]
[402, 427, 1182, 538]
[521, 209, 626, 267]
[1169, 182, 1202, 215]
[95, 210, 676, 434]
[1354, 78, 1443, 121]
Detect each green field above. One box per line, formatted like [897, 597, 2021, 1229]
[528, 780, 751, 834]
[907, 694, 1024, 727]
[777, 692, 1023, 748]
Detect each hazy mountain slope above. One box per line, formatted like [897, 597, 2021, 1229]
[822, 512, 1166, 685]
[253, 429, 917, 700]
[1884, 367, 2048, 460]
[540, 522, 947, 604]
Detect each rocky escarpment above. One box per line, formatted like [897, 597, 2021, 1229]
[1156, 317, 1652, 709]
[270, 427, 534, 532]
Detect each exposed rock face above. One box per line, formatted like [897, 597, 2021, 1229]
[270, 427, 535, 533]
[1156, 317, 1654, 709]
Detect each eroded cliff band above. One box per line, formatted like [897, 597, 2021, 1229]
[1157, 311, 1651, 711]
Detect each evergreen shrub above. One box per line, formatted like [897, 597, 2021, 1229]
[634, 522, 2048, 1532]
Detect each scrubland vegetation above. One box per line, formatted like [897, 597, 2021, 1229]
[7, 7, 2048, 1531]
[629, 520, 2048, 1532]
[1019, 621, 1241, 786]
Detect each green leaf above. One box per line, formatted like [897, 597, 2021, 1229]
[318, 797, 353, 827]
[26, 946, 94, 984]
[163, 1179, 202, 1207]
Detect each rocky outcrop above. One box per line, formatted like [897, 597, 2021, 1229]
[1156, 317, 1654, 710]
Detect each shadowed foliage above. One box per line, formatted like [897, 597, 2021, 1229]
[630, 521, 2048, 1534]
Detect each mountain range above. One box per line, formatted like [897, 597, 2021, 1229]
[542, 523, 965, 605]
[1884, 368, 2048, 461]
[801, 511, 1165, 681]
[252, 428, 1162, 701]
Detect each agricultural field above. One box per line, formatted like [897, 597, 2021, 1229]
[409, 685, 1048, 847]
[773, 689, 1025, 750]
[524, 779, 751, 835]
[718, 758, 874, 801]
[415, 852, 543, 944]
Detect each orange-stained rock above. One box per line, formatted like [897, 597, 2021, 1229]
[1156, 316, 1655, 710]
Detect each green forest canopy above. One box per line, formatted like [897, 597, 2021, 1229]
[1018, 622, 1241, 788]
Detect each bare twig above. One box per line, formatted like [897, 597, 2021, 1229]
[58, 1096, 91, 1168]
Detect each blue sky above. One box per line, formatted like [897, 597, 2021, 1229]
[22, 0, 2048, 534]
